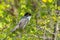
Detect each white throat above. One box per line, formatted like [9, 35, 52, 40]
[27, 16, 31, 20]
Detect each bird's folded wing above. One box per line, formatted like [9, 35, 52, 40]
[11, 18, 29, 32]
[19, 18, 29, 29]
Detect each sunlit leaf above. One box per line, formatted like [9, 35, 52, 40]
[6, 4, 10, 8]
[48, 0, 53, 3]
[0, 33, 6, 39]
[0, 22, 3, 28]
[42, 0, 47, 3]
[58, 6, 60, 10]
[8, 37, 12, 40]
[20, 0, 26, 4]
[0, 10, 3, 18]
[21, 5, 26, 9]
[52, 16, 57, 21]
[5, 15, 12, 22]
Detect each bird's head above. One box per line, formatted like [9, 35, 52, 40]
[24, 12, 31, 20]
[24, 12, 31, 16]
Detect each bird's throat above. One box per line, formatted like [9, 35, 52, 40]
[27, 16, 31, 20]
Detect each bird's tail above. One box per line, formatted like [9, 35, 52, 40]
[11, 24, 19, 32]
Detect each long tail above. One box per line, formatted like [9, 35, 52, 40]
[11, 24, 19, 32]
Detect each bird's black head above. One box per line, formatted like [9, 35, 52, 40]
[24, 12, 31, 17]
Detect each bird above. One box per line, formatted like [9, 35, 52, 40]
[11, 12, 31, 32]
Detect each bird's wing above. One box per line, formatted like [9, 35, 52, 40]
[19, 18, 29, 29]
[11, 18, 29, 32]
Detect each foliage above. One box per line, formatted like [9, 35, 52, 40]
[0, 0, 60, 40]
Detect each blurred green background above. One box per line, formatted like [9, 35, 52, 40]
[0, 0, 60, 40]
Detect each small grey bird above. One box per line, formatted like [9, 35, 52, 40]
[11, 12, 31, 32]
